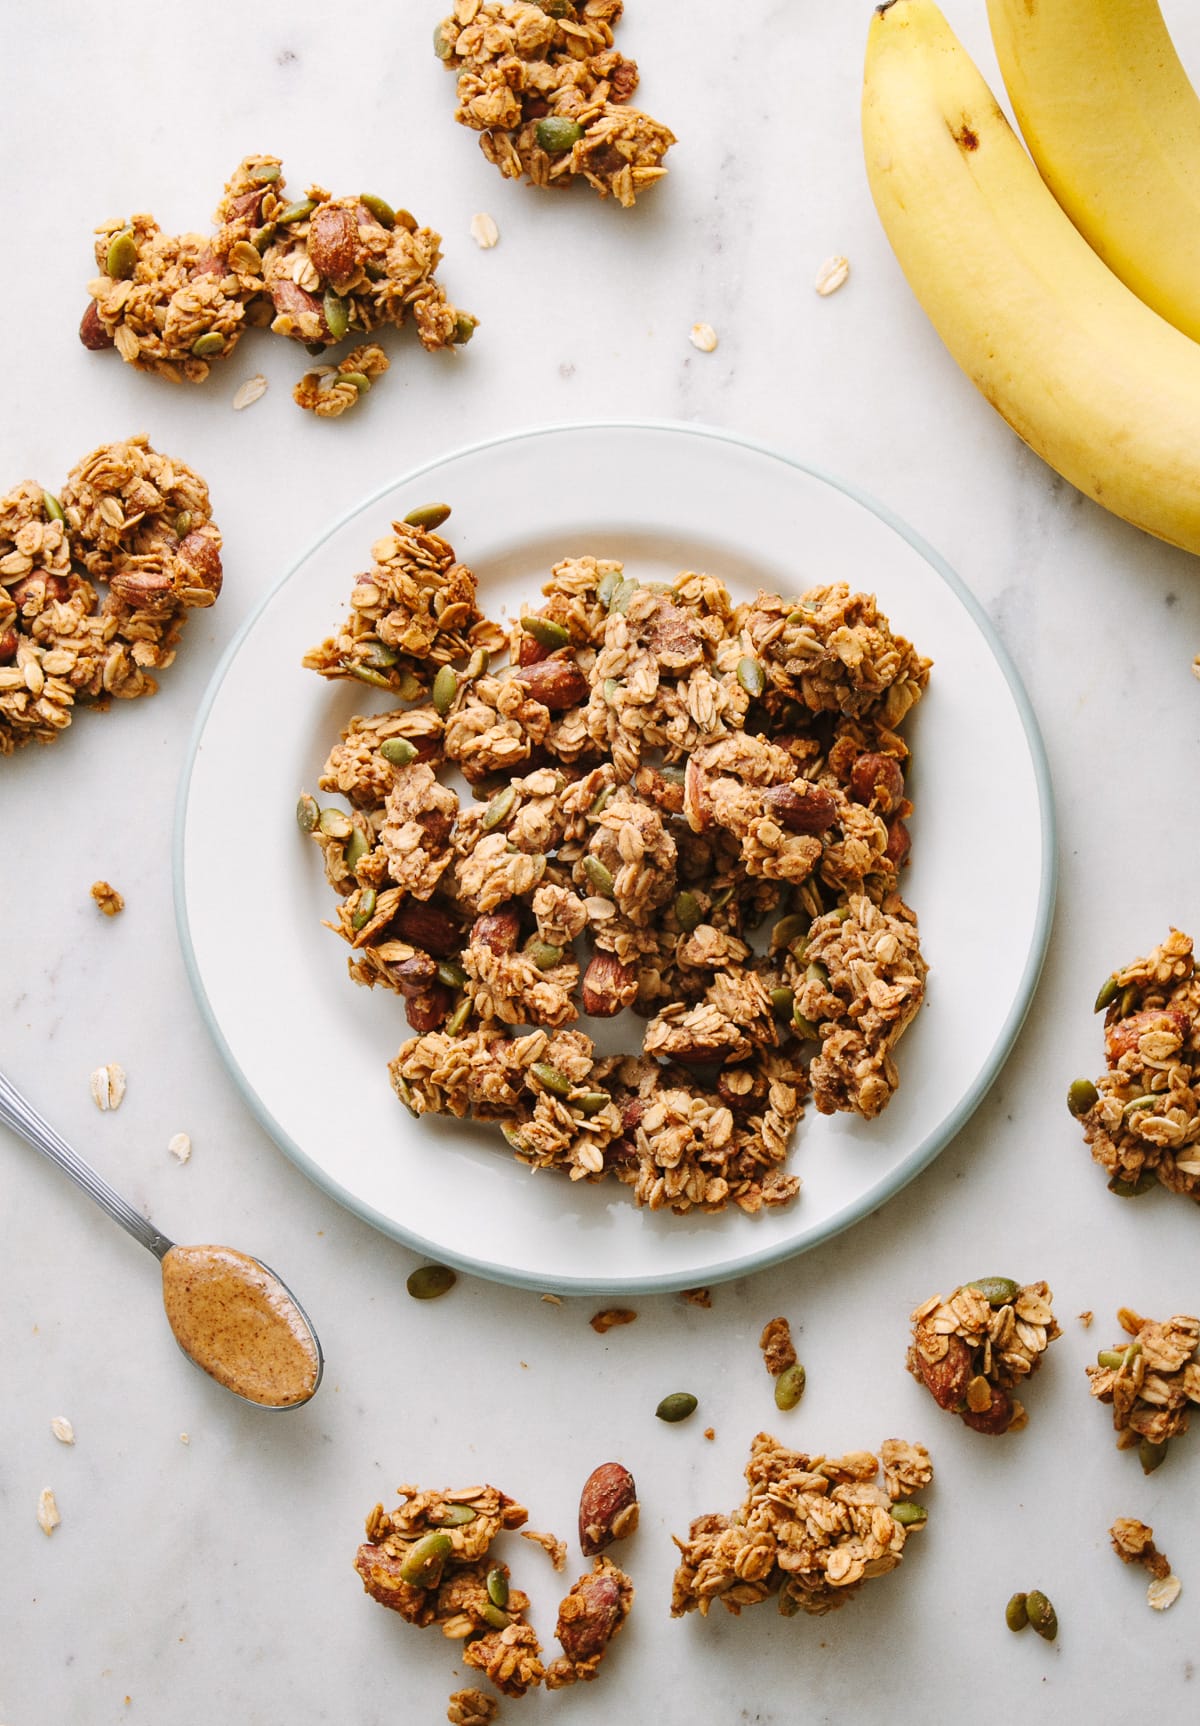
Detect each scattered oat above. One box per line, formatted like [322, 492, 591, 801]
[540, 1293, 563, 1305]
[681, 1287, 712, 1308]
[167, 1132, 192, 1164]
[89, 880, 124, 916]
[590, 1308, 637, 1334]
[89, 1062, 126, 1111]
[689, 321, 718, 353]
[814, 255, 851, 297]
[36, 1487, 61, 1534]
[1192, 654, 1200, 682]
[1148, 1574, 1182, 1611]
[1078, 1311, 1093, 1327]
[469, 213, 500, 250]
[520, 1527, 568, 1570]
[50, 1416, 75, 1445]
[232, 372, 268, 411]
[180, 1432, 190, 1445]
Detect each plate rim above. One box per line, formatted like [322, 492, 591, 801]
[172, 417, 1058, 1294]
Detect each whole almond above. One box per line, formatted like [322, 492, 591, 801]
[557, 1571, 623, 1662]
[849, 752, 905, 815]
[916, 1331, 973, 1411]
[515, 657, 588, 712]
[471, 905, 522, 955]
[0, 627, 18, 663]
[307, 205, 359, 286]
[270, 278, 329, 341]
[109, 567, 174, 612]
[960, 1381, 1014, 1435]
[885, 815, 912, 869]
[176, 530, 224, 604]
[1105, 1008, 1190, 1064]
[581, 952, 637, 1017]
[79, 300, 114, 350]
[763, 783, 838, 836]
[578, 1462, 639, 1556]
[393, 899, 463, 957]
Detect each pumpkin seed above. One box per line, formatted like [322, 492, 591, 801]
[1025, 1590, 1057, 1642]
[428, 1503, 477, 1528]
[609, 577, 639, 614]
[445, 997, 473, 1036]
[890, 1501, 927, 1527]
[482, 786, 517, 831]
[453, 313, 477, 344]
[736, 656, 766, 699]
[398, 1531, 452, 1587]
[596, 568, 621, 608]
[433, 21, 451, 58]
[770, 987, 795, 1021]
[1117, 983, 1140, 1019]
[381, 737, 418, 766]
[42, 492, 65, 523]
[1139, 1438, 1169, 1474]
[536, 116, 585, 153]
[603, 676, 620, 704]
[531, 1061, 572, 1099]
[318, 807, 353, 839]
[250, 222, 277, 250]
[575, 1091, 610, 1115]
[1107, 1171, 1156, 1197]
[583, 856, 615, 897]
[344, 826, 369, 871]
[404, 503, 452, 531]
[774, 1363, 806, 1411]
[362, 640, 398, 669]
[406, 1263, 456, 1300]
[396, 669, 424, 701]
[675, 890, 702, 932]
[709, 884, 734, 912]
[432, 664, 459, 716]
[347, 664, 392, 689]
[174, 510, 193, 536]
[465, 647, 490, 682]
[1093, 975, 1121, 1012]
[437, 962, 469, 989]
[500, 1123, 527, 1153]
[486, 1567, 509, 1608]
[589, 786, 614, 817]
[105, 230, 137, 279]
[340, 370, 370, 392]
[770, 913, 810, 952]
[520, 615, 571, 651]
[1067, 1078, 1099, 1117]
[481, 1603, 511, 1630]
[323, 292, 349, 343]
[1005, 1592, 1029, 1633]
[360, 193, 396, 229]
[1096, 1344, 1141, 1370]
[526, 940, 563, 971]
[296, 793, 320, 832]
[656, 1392, 698, 1423]
[968, 1278, 1019, 1308]
[805, 961, 829, 986]
[249, 161, 281, 184]
[191, 331, 225, 357]
[792, 1007, 820, 1040]
[277, 198, 316, 225]
[352, 887, 377, 930]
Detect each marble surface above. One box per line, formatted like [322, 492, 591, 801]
[4, 3, 1200, 1721]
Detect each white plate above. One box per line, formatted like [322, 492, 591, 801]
[175, 421, 1055, 1294]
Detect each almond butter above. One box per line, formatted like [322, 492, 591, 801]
[578, 1463, 639, 1556]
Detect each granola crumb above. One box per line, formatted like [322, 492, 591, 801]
[689, 321, 718, 353]
[293, 343, 390, 418]
[540, 1293, 563, 1305]
[167, 1132, 192, 1163]
[36, 1487, 61, 1534]
[448, 1691, 498, 1726]
[520, 1527, 568, 1570]
[89, 1062, 126, 1112]
[590, 1308, 637, 1334]
[1088, 1311, 1200, 1457]
[232, 373, 268, 411]
[703, 1426, 716, 1441]
[681, 1288, 712, 1308]
[814, 255, 850, 297]
[759, 1316, 797, 1377]
[1078, 1310, 1093, 1327]
[90, 880, 124, 916]
[470, 213, 500, 249]
[50, 1416, 75, 1445]
[180, 1432, 190, 1444]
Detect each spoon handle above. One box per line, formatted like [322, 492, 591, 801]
[0, 1070, 174, 1261]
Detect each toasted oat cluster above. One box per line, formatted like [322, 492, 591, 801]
[544, 1556, 633, 1688]
[670, 1433, 932, 1620]
[81, 155, 473, 411]
[1069, 930, 1200, 1200]
[907, 1278, 1060, 1436]
[300, 510, 931, 1214]
[435, 0, 674, 206]
[1086, 1308, 1200, 1467]
[355, 1484, 545, 1698]
[1110, 1518, 1182, 1611]
[0, 437, 221, 754]
[447, 1691, 498, 1726]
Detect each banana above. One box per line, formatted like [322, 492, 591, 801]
[862, 0, 1200, 558]
[988, 0, 1200, 344]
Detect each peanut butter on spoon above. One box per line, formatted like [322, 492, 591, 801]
[160, 1244, 322, 1408]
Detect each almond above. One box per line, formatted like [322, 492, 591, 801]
[849, 751, 905, 815]
[960, 1381, 1014, 1435]
[763, 783, 838, 836]
[885, 815, 912, 868]
[176, 529, 223, 604]
[110, 567, 174, 612]
[79, 300, 114, 350]
[579, 1463, 639, 1556]
[557, 1571, 623, 1662]
[581, 952, 637, 1017]
[307, 204, 359, 287]
[1105, 1008, 1190, 1063]
[393, 898, 463, 957]
[270, 278, 329, 342]
[0, 627, 18, 663]
[514, 657, 588, 712]
[471, 905, 522, 955]
[915, 1330, 973, 1410]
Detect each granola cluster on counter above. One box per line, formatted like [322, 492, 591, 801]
[1086, 1307, 1200, 1470]
[1068, 930, 1200, 1200]
[1, 436, 222, 753]
[907, 1278, 1060, 1436]
[299, 506, 931, 1214]
[435, 0, 674, 206]
[356, 1482, 632, 1702]
[81, 155, 473, 416]
[670, 1432, 932, 1619]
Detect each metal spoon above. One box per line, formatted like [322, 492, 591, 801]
[0, 1069, 323, 1409]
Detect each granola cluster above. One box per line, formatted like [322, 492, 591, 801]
[670, 1432, 932, 1620]
[1070, 930, 1200, 1200]
[1086, 1308, 1200, 1464]
[1110, 1518, 1182, 1611]
[0, 437, 221, 754]
[907, 1278, 1059, 1436]
[300, 509, 931, 1214]
[435, 0, 674, 206]
[302, 510, 939, 1215]
[356, 1484, 632, 1702]
[81, 155, 473, 413]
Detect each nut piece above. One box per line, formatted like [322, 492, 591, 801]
[89, 1063, 127, 1112]
[545, 1556, 634, 1687]
[89, 880, 124, 917]
[759, 1316, 797, 1377]
[579, 1462, 639, 1556]
[915, 1331, 973, 1411]
[590, 1308, 636, 1334]
[36, 1487, 61, 1534]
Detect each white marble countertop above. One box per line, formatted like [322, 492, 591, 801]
[4, 3, 1200, 1721]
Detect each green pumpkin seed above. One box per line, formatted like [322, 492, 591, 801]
[296, 793, 320, 833]
[805, 961, 829, 986]
[583, 856, 615, 897]
[428, 1503, 478, 1528]
[395, 669, 425, 701]
[105, 230, 138, 280]
[354, 192, 393, 229]
[432, 664, 459, 716]
[398, 1531, 452, 1587]
[1139, 1438, 1169, 1475]
[381, 737, 418, 766]
[42, 492, 65, 524]
[464, 647, 490, 682]
[770, 913, 810, 953]
[347, 663, 392, 689]
[968, 1278, 1019, 1308]
[1107, 1171, 1156, 1197]
[792, 1008, 820, 1040]
[1005, 1592, 1029, 1633]
[1122, 1094, 1157, 1118]
[603, 676, 620, 705]
[437, 962, 469, 990]
[500, 1122, 527, 1152]
[305, 341, 326, 356]
[1067, 1078, 1099, 1118]
[482, 786, 517, 831]
[362, 640, 398, 669]
[536, 116, 585, 153]
[318, 807, 353, 839]
[250, 222, 277, 251]
[323, 292, 349, 343]
[575, 1091, 610, 1115]
[527, 940, 564, 971]
[736, 656, 766, 699]
[531, 1061, 572, 1099]
[674, 890, 702, 932]
[1096, 1344, 1140, 1370]
[710, 884, 735, 912]
[404, 502, 452, 531]
[277, 198, 316, 225]
[344, 826, 369, 871]
[521, 615, 571, 651]
[433, 21, 452, 58]
[191, 331, 225, 357]
[1025, 1590, 1057, 1642]
[249, 161, 281, 184]
[770, 987, 795, 1021]
[778, 1590, 802, 1617]
[785, 608, 808, 625]
[407, 1263, 457, 1301]
[481, 1603, 511, 1631]
[890, 1502, 927, 1527]
[453, 313, 477, 344]
[339, 370, 371, 393]
[174, 510, 193, 536]
[486, 1567, 509, 1608]
[395, 1075, 418, 1117]
[774, 1363, 806, 1411]
[589, 786, 614, 818]
[444, 997, 473, 1036]
[656, 1392, 698, 1424]
[1117, 983, 1140, 1019]
[352, 887, 377, 930]
[608, 577, 639, 615]
[596, 568, 621, 608]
